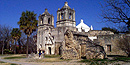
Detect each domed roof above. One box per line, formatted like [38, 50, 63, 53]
[76, 19, 91, 32]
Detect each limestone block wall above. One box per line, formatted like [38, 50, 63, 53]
[87, 30, 114, 37]
[95, 34, 127, 55]
[55, 42, 62, 55]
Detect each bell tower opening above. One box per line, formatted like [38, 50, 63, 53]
[61, 13, 63, 19]
[48, 18, 50, 24]
[69, 13, 72, 19]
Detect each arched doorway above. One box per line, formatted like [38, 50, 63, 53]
[48, 47, 51, 55]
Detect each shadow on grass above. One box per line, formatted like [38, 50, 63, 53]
[108, 55, 130, 62]
[107, 55, 127, 57]
[0, 61, 5, 63]
[44, 55, 60, 58]
[0, 61, 18, 65]
[80, 55, 130, 64]
[3, 55, 26, 59]
[10, 63, 18, 65]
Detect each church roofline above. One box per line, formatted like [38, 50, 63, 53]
[41, 8, 51, 16]
[57, 1, 74, 11]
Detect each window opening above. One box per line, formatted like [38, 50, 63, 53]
[69, 13, 71, 19]
[48, 18, 50, 24]
[61, 13, 63, 19]
[107, 45, 111, 52]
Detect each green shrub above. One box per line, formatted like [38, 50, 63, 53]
[4, 49, 13, 54]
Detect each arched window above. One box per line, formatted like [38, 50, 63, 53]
[61, 13, 63, 19]
[69, 13, 71, 19]
[48, 18, 50, 24]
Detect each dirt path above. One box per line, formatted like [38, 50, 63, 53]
[1, 55, 130, 65]
[0, 56, 87, 65]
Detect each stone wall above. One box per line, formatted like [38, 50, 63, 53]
[95, 34, 127, 55]
[55, 42, 62, 55]
[87, 30, 114, 37]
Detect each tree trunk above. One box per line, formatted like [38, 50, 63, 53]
[14, 40, 16, 54]
[18, 39, 21, 54]
[2, 41, 4, 55]
[26, 35, 29, 57]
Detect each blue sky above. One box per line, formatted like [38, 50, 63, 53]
[0, 0, 109, 30]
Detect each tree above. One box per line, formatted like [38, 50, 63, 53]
[18, 11, 38, 56]
[0, 25, 12, 55]
[102, 27, 119, 34]
[116, 36, 130, 57]
[101, 0, 130, 32]
[10, 28, 21, 54]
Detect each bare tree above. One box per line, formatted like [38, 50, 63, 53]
[18, 32, 27, 54]
[0, 25, 12, 55]
[101, 0, 130, 32]
[116, 36, 130, 57]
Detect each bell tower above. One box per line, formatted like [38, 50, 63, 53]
[37, 9, 54, 52]
[38, 8, 54, 28]
[56, 2, 76, 31]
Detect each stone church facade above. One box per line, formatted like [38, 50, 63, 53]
[37, 2, 77, 55]
[37, 2, 128, 56]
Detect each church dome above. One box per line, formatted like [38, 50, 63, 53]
[76, 19, 92, 32]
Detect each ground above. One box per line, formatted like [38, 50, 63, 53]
[0, 54, 130, 65]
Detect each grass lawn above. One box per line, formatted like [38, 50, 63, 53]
[27, 55, 70, 62]
[44, 55, 60, 58]
[3, 54, 26, 59]
[80, 56, 130, 65]
[113, 57, 130, 62]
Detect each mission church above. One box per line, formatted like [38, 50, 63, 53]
[37, 2, 116, 55]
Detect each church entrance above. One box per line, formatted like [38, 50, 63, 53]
[48, 47, 51, 55]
